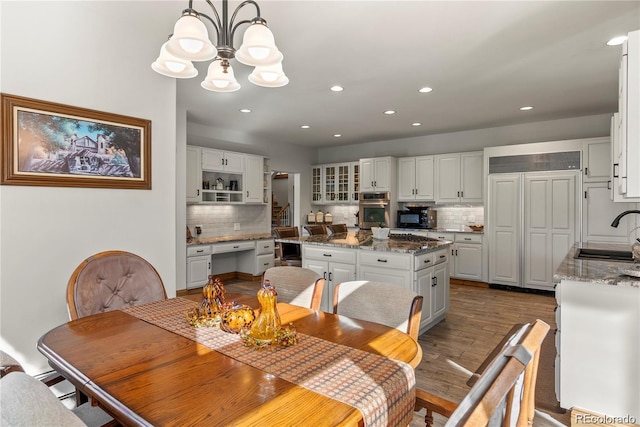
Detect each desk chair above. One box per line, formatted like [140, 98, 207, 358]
[263, 267, 325, 310]
[327, 223, 348, 234]
[0, 350, 115, 427]
[332, 280, 423, 341]
[304, 224, 328, 235]
[273, 227, 302, 267]
[414, 320, 550, 427]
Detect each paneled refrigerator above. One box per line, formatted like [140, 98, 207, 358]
[488, 170, 579, 291]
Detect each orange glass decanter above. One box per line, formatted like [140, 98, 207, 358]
[249, 280, 281, 342]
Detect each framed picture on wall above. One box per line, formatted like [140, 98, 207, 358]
[1, 93, 151, 189]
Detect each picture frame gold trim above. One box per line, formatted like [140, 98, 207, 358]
[1, 93, 151, 189]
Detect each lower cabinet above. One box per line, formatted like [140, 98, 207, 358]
[415, 249, 449, 334]
[451, 234, 483, 280]
[302, 246, 357, 313]
[358, 251, 412, 288]
[186, 245, 212, 289]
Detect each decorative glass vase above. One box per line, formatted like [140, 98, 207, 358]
[249, 280, 281, 342]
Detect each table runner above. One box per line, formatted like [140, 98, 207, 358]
[123, 298, 415, 427]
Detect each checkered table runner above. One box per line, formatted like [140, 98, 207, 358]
[123, 298, 415, 427]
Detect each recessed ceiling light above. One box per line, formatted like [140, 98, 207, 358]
[333, 134, 342, 138]
[412, 122, 422, 126]
[607, 35, 628, 46]
[384, 110, 396, 115]
[418, 87, 433, 93]
[300, 125, 310, 129]
[239, 109, 251, 113]
[330, 85, 344, 92]
[519, 106, 534, 111]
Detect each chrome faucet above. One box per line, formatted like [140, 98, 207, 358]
[610, 210, 640, 227]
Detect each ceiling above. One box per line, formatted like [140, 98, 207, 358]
[171, 1, 640, 148]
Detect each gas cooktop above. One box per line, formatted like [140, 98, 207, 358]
[388, 233, 440, 243]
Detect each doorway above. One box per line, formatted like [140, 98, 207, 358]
[271, 171, 300, 230]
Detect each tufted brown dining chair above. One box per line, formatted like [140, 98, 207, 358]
[303, 224, 328, 236]
[67, 250, 167, 320]
[273, 227, 302, 267]
[327, 223, 348, 234]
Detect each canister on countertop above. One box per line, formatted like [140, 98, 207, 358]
[316, 210, 324, 224]
[324, 212, 333, 224]
[307, 211, 315, 224]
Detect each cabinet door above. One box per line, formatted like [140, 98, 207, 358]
[432, 263, 448, 319]
[398, 158, 417, 200]
[187, 255, 211, 289]
[415, 156, 435, 200]
[202, 148, 225, 171]
[350, 161, 360, 203]
[416, 267, 434, 328]
[454, 243, 482, 280]
[460, 152, 483, 203]
[373, 158, 391, 191]
[435, 154, 461, 203]
[358, 265, 412, 289]
[186, 146, 202, 203]
[311, 166, 323, 203]
[488, 174, 521, 286]
[336, 163, 350, 203]
[244, 155, 263, 203]
[223, 152, 244, 173]
[583, 140, 611, 182]
[583, 182, 638, 243]
[323, 164, 337, 202]
[302, 260, 328, 311]
[359, 159, 375, 192]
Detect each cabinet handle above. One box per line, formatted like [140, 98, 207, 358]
[197, 189, 200, 196]
[208, 262, 211, 269]
[233, 245, 239, 249]
[451, 249, 454, 256]
[457, 191, 460, 197]
[329, 272, 333, 281]
[607, 180, 611, 190]
[323, 253, 332, 257]
[431, 277, 437, 287]
[197, 249, 204, 253]
[461, 191, 464, 197]
[584, 191, 588, 199]
[464, 237, 471, 240]
[377, 258, 388, 263]
[613, 163, 619, 178]
[221, 158, 224, 166]
[263, 262, 269, 266]
[439, 254, 446, 259]
[455, 250, 458, 256]
[323, 272, 327, 280]
[584, 167, 588, 176]
[424, 259, 431, 264]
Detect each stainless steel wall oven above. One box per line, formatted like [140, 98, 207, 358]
[358, 192, 390, 229]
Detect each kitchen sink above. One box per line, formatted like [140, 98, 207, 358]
[574, 248, 635, 262]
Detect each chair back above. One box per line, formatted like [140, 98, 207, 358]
[304, 224, 327, 235]
[333, 280, 423, 340]
[414, 320, 550, 427]
[263, 267, 325, 310]
[67, 250, 167, 320]
[327, 223, 348, 234]
[273, 227, 302, 266]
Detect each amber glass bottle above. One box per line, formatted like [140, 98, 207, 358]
[249, 280, 281, 342]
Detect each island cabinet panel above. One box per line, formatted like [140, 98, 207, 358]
[303, 246, 357, 313]
[358, 251, 413, 289]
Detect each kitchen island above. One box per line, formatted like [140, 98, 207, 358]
[277, 231, 453, 334]
[554, 242, 639, 420]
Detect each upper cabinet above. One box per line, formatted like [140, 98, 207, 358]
[615, 30, 640, 199]
[244, 154, 265, 204]
[311, 162, 359, 204]
[582, 139, 611, 183]
[435, 152, 483, 203]
[186, 146, 202, 204]
[360, 157, 396, 193]
[398, 156, 434, 201]
[202, 148, 244, 173]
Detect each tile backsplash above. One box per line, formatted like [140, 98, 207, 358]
[433, 206, 484, 229]
[187, 204, 269, 239]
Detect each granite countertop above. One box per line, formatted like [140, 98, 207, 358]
[390, 227, 484, 234]
[277, 231, 452, 255]
[553, 242, 640, 288]
[187, 233, 273, 246]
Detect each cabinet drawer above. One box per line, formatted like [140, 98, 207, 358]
[211, 241, 255, 254]
[359, 250, 411, 269]
[257, 253, 274, 274]
[304, 246, 356, 264]
[414, 252, 435, 271]
[187, 245, 211, 257]
[433, 249, 449, 265]
[256, 239, 274, 255]
[428, 232, 455, 241]
[455, 233, 482, 244]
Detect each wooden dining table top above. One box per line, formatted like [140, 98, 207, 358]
[38, 293, 422, 427]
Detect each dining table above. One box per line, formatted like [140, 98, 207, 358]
[38, 292, 422, 427]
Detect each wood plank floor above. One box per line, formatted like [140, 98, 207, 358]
[194, 279, 570, 426]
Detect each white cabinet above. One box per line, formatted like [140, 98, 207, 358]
[311, 162, 359, 204]
[398, 156, 434, 201]
[617, 30, 640, 198]
[244, 154, 264, 203]
[302, 246, 357, 313]
[202, 148, 244, 173]
[451, 233, 483, 281]
[186, 245, 212, 289]
[358, 250, 412, 289]
[186, 146, 202, 204]
[432, 262, 449, 319]
[583, 139, 611, 183]
[435, 152, 483, 203]
[415, 248, 449, 334]
[252, 239, 275, 276]
[583, 182, 639, 243]
[360, 157, 395, 192]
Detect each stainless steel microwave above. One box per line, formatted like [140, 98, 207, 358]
[396, 209, 436, 229]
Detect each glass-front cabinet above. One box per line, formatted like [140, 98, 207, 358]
[312, 162, 359, 205]
[311, 166, 322, 203]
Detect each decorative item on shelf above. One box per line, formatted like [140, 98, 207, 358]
[307, 210, 315, 224]
[203, 179, 210, 189]
[151, 0, 289, 92]
[186, 275, 226, 327]
[230, 179, 238, 191]
[249, 280, 281, 342]
[220, 301, 256, 333]
[216, 177, 225, 190]
[316, 210, 324, 224]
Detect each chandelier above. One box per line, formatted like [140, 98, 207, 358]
[152, 0, 288, 92]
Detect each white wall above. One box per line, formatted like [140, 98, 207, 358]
[0, 1, 178, 373]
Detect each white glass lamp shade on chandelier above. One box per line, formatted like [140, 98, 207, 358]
[151, 1, 288, 92]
